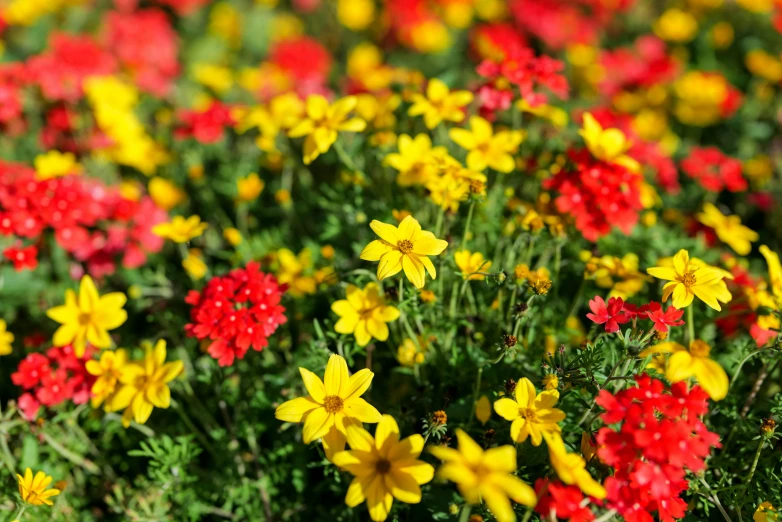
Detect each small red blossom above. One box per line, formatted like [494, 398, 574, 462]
[645, 302, 685, 332]
[535, 479, 596, 521]
[185, 262, 287, 367]
[586, 296, 629, 333]
[175, 101, 237, 144]
[4, 244, 38, 271]
[681, 147, 747, 193]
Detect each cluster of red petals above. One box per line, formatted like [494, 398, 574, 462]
[104, 9, 180, 97]
[470, 22, 528, 62]
[587, 297, 685, 334]
[3, 244, 38, 271]
[185, 262, 288, 367]
[476, 46, 568, 117]
[544, 149, 643, 242]
[596, 377, 720, 522]
[0, 63, 25, 129]
[681, 147, 747, 193]
[0, 160, 166, 277]
[11, 345, 96, 421]
[598, 36, 679, 97]
[176, 101, 237, 144]
[714, 262, 778, 347]
[535, 479, 595, 521]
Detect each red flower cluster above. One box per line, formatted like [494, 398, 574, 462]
[681, 147, 747, 193]
[104, 9, 180, 97]
[598, 36, 679, 98]
[587, 296, 685, 334]
[176, 101, 237, 144]
[3, 244, 38, 271]
[269, 36, 332, 90]
[544, 149, 644, 241]
[0, 160, 166, 277]
[470, 23, 528, 62]
[0, 63, 25, 128]
[535, 479, 595, 521]
[596, 377, 720, 522]
[12, 345, 96, 421]
[185, 262, 288, 367]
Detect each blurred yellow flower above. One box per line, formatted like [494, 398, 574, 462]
[647, 249, 731, 310]
[710, 22, 734, 49]
[639, 340, 728, 401]
[332, 415, 434, 521]
[16, 468, 61, 506]
[288, 95, 366, 164]
[182, 249, 208, 279]
[475, 395, 491, 424]
[208, 2, 242, 48]
[449, 116, 524, 172]
[223, 227, 242, 246]
[276, 248, 317, 297]
[408, 78, 473, 129]
[236, 173, 265, 202]
[696, 203, 759, 255]
[0, 320, 13, 356]
[754, 501, 779, 522]
[85, 349, 128, 408]
[579, 113, 639, 171]
[543, 432, 606, 499]
[542, 374, 558, 390]
[337, 0, 375, 30]
[430, 429, 536, 522]
[332, 283, 400, 346]
[148, 177, 186, 210]
[746, 50, 782, 83]
[274, 354, 382, 460]
[737, 0, 773, 12]
[516, 99, 568, 128]
[153, 215, 208, 243]
[34, 150, 81, 180]
[397, 337, 428, 366]
[653, 8, 698, 43]
[46, 275, 127, 357]
[193, 64, 234, 94]
[454, 250, 492, 280]
[360, 215, 449, 289]
[673, 71, 730, 127]
[385, 134, 444, 186]
[494, 377, 565, 445]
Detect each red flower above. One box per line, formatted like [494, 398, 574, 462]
[586, 296, 629, 333]
[4, 244, 38, 271]
[681, 147, 747, 193]
[11, 353, 50, 389]
[175, 101, 236, 144]
[17, 393, 41, 421]
[185, 262, 287, 366]
[645, 302, 684, 332]
[535, 479, 596, 521]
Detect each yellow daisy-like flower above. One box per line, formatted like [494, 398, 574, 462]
[579, 113, 639, 171]
[360, 215, 449, 289]
[275, 354, 383, 460]
[182, 249, 208, 280]
[288, 95, 367, 165]
[646, 249, 731, 310]
[760, 245, 782, 302]
[429, 429, 537, 522]
[148, 177, 186, 211]
[105, 340, 184, 428]
[493, 377, 565, 445]
[85, 349, 128, 408]
[449, 116, 524, 173]
[408, 78, 474, 130]
[332, 415, 434, 522]
[543, 432, 606, 499]
[46, 275, 127, 357]
[16, 468, 61, 506]
[384, 134, 444, 187]
[454, 250, 492, 280]
[754, 501, 780, 522]
[34, 150, 81, 180]
[0, 319, 14, 356]
[236, 172, 265, 202]
[639, 340, 728, 401]
[332, 283, 400, 347]
[696, 202, 759, 256]
[276, 248, 317, 297]
[152, 215, 208, 243]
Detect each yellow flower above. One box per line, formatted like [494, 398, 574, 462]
[288, 95, 366, 165]
[321, 244, 335, 260]
[34, 150, 81, 180]
[236, 173, 265, 202]
[493, 377, 565, 445]
[193, 63, 234, 94]
[475, 395, 491, 424]
[182, 249, 208, 279]
[16, 468, 61, 506]
[276, 248, 317, 297]
[337, 0, 375, 31]
[360, 215, 449, 289]
[384, 134, 444, 186]
[152, 215, 208, 243]
[673, 71, 730, 127]
[275, 354, 382, 460]
[737, 0, 773, 12]
[419, 289, 437, 303]
[85, 349, 128, 408]
[148, 177, 186, 210]
[430, 429, 537, 522]
[696, 203, 759, 255]
[543, 432, 606, 499]
[647, 249, 731, 310]
[711, 22, 734, 49]
[516, 100, 568, 128]
[397, 337, 428, 366]
[208, 2, 242, 47]
[46, 275, 127, 357]
[754, 501, 780, 522]
[449, 116, 524, 172]
[106, 340, 183, 428]
[760, 245, 782, 303]
[408, 78, 473, 130]
[579, 113, 639, 171]
[332, 415, 434, 522]
[332, 283, 400, 347]
[223, 227, 242, 246]
[653, 8, 698, 43]
[640, 340, 728, 401]
[455, 250, 492, 280]
[0, 319, 13, 356]
[746, 50, 782, 83]
[542, 374, 558, 390]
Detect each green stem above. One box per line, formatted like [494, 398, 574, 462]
[461, 200, 475, 247]
[434, 205, 445, 239]
[333, 140, 367, 178]
[687, 305, 695, 345]
[458, 504, 472, 522]
[13, 505, 27, 521]
[520, 506, 534, 522]
[739, 437, 766, 509]
[41, 432, 100, 475]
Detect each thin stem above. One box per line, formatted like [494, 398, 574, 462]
[458, 504, 472, 522]
[333, 140, 367, 178]
[697, 476, 733, 522]
[687, 305, 695, 345]
[434, 205, 445, 238]
[13, 505, 27, 521]
[593, 509, 618, 522]
[738, 436, 766, 509]
[520, 506, 534, 522]
[461, 200, 475, 247]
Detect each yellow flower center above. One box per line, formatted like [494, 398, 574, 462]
[521, 407, 538, 422]
[397, 239, 414, 254]
[323, 395, 344, 413]
[682, 271, 697, 287]
[689, 340, 711, 357]
[78, 312, 92, 326]
[375, 459, 391, 474]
